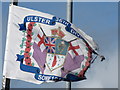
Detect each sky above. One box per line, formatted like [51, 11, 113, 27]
[0, 1, 118, 89]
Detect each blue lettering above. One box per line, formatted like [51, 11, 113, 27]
[56, 17, 71, 26]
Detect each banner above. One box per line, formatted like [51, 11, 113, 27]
[3, 5, 98, 84]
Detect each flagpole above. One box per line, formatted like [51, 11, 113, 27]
[66, 0, 73, 90]
[67, 0, 73, 23]
[10, 0, 18, 5]
[3, 0, 18, 90]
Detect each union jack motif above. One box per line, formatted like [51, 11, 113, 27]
[45, 37, 56, 53]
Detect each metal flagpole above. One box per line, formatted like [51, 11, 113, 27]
[11, 0, 18, 6]
[66, 0, 73, 90]
[67, 0, 73, 23]
[3, 0, 18, 90]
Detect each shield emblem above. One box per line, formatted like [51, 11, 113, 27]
[45, 36, 69, 71]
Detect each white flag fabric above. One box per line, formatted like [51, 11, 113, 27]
[3, 5, 98, 84]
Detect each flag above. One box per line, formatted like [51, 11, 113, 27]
[3, 5, 99, 84]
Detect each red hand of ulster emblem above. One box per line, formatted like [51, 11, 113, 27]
[52, 55, 57, 67]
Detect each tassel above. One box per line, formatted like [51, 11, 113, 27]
[100, 55, 105, 61]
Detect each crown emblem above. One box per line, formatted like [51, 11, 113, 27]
[51, 27, 65, 38]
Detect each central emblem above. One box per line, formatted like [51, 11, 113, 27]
[45, 27, 69, 71]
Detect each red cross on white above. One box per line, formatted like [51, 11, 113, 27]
[68, 42, 80, 56]
[37, 34, 45, 47]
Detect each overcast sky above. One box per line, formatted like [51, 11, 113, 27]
[0, 1, 118, 88]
